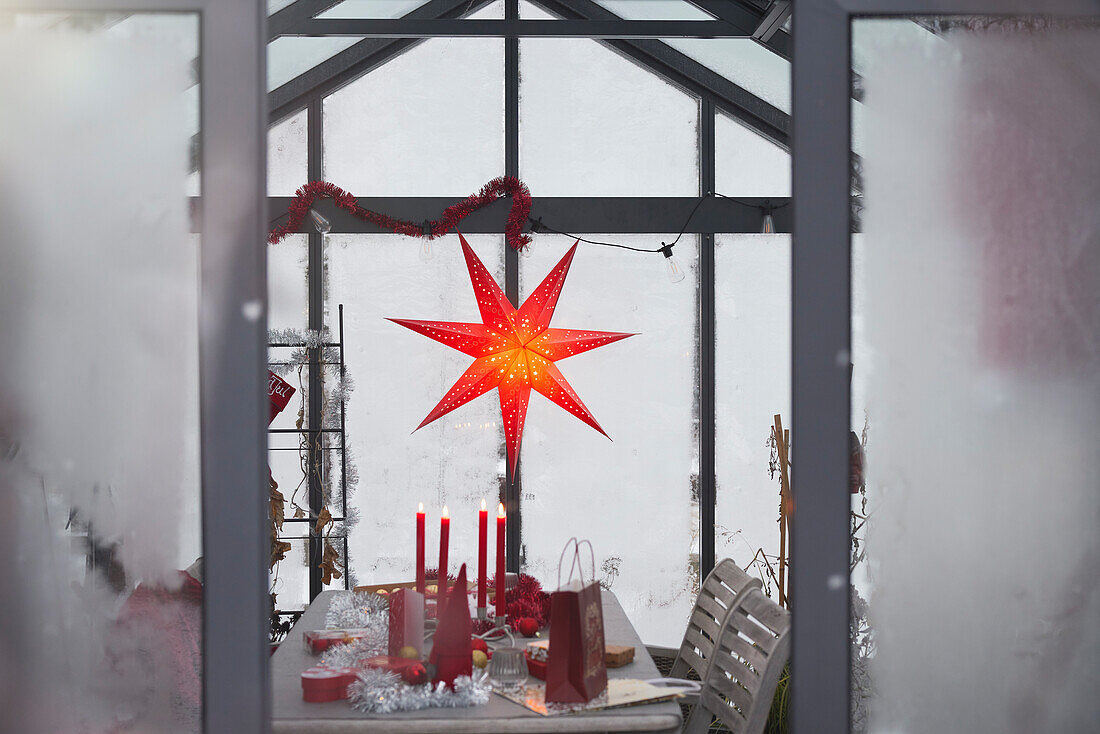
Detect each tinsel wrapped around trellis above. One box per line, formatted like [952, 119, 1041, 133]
[347, 668, 490, 714]
[269, 326, 361, 585]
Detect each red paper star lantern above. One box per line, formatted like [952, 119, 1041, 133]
[389, 233, 635, 474]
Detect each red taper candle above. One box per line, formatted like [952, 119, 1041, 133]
[416, 502, 425, 594]
[495, 502, 506, 621]
[438, 505, 450, 595]
[477, 499, 488, 612]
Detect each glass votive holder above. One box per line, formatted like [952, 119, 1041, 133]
[487, 646, 528, 692]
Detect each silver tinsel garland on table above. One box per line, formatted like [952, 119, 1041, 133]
[347, 668, 491, 714]
[320, 636, 386, 669]
[325, 590, 387, 629]
[317, 592, 389, 667]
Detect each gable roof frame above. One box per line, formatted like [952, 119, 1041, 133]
[528, 0, 790, 148]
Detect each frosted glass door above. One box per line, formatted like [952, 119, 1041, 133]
[853, 19, 1100, 733]
[0, 12, 204, 732]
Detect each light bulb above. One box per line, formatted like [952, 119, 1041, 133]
[760, 202, 775, 234]
[660, 244, 686, 283]
[309, 208, 331, 234]
[419, 237, 433, 262]
[761, 211, 775, 234]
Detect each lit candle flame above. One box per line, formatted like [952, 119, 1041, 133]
[418, 501, 424, 513]
[442, 505, 449, 519]
[481, 498, 486, 511]
[497, 502, 506, 519]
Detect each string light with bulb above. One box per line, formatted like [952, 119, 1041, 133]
[526, 192, 787, 283]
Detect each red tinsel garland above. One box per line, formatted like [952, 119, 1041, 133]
[268, 177, 533, 251]
[472, 573, 552, 634]
[427, 568, 551, 633]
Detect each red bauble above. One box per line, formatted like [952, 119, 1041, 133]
[471, 638, 489, 654]
[514, 617, 540, 638]
[402, 663, 428, 686]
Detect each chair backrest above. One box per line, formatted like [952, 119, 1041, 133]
[670, 559, 762, 681]
[685, 587, 792, 734]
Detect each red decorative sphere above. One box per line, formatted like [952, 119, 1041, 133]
[515, 617, 540, 638]
[402, 662, 428, 686]
[471, 637, 489, 654]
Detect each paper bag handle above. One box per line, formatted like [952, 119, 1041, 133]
[556, 537, 596, 590]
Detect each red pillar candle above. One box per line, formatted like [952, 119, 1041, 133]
[437, 505, 450, 594]
[477, 499, 488, 613]
[495, 502, 506, 622]
[416, 502, 425, 594]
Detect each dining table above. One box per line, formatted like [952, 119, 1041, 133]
[271, 589, 684, 733]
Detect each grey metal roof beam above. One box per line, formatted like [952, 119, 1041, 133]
[530, 0, 789, 147]
[204, 196, 796, 234]
[753, 1, 791, 43]
[278, 18, 755, 38]
[685, 0, 792, 58]
[268, 0, 343, 41]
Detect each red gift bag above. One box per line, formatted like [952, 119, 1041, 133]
[545, 538, 608, 703]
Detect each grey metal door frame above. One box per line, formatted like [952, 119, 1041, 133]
[791, 1, 1098, 732]
[0, 0, 270, 731]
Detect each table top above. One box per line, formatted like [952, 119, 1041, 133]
[271, 590, 683, 734]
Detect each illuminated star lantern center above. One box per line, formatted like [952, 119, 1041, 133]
[388, 233, 635, 475]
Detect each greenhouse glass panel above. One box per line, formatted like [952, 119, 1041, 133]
[518, 234, 699, 648]
[854, 18, 1100, 733]
[325, 234, 506, 589]
[317, 1, 434, 18]
[268, 36, 364, 92]
[668, 38, 789, 112]
[268, 109, 308, 196]
[322, 2, 504, 197]
[595, 0, 715, 21]
[0, 13, 204, 731]
[714, 234, 790, 598]
[519, 2, 698, 196]
[715, 111, 790, 197]
[593, 0, 790, 113]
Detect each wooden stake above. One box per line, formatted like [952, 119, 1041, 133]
[774, 414, 792, 608]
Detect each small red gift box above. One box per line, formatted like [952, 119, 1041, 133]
[303, 628, 375, 655]
[301, 666, 358, 703]
[387, 588, 425, 657]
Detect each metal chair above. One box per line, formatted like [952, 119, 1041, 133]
[683, 586, 792, 734]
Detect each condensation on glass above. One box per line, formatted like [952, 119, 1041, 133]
[714, 234, 791, 594]
[269, 110, 308, 196]
[517, 234, 700, 647]
[0, 13, 203, 733]
[854, 18, 1100, 733]
[324, 234, 506, 590]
